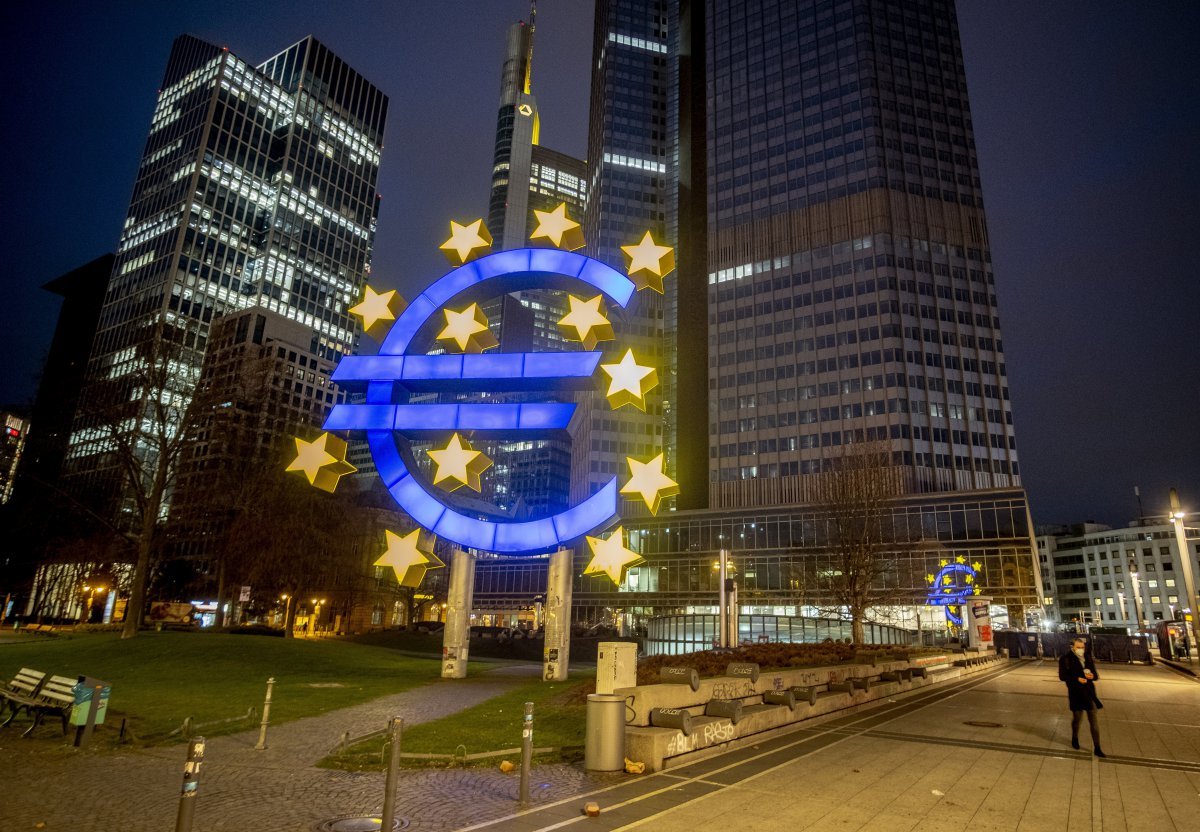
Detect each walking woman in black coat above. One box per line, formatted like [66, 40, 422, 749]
[1058, 637, 1106, 757]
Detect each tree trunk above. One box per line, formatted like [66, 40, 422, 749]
[851, 615, 865, 646]
[284, 588, 302, 638]
[121, 536, 153, 639]
[215, 556, 227, 628]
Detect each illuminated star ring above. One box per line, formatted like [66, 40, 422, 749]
[326, 248, 638, 554]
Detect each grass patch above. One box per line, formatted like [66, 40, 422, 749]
[0, 631, 443, 744]
[322, 671, 590, 771]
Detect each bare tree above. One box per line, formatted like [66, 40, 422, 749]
[813, 441, 916, 644]
[68, 326, 209, 638]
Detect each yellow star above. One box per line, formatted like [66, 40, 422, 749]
[621, 231, 675, 293]
[529, 202, 584, 250]
[621, 453, 679, 515]
[599, 349, 658, 410]
[955, 555, 966, 565]
[427, 433, 493, 492]
[926, 574, 936, 585]
[938, 559, 949, 568]
[973, 586, 982, 596]
[557, 295, 614, 351]
[285, 433, 357, 493]
[439, 219, 493, 266]
[964, 574, 975, 585]
[942, 575, 953, 586]
[972, 561, 983, 572]
[584, 526, 645, 585]
[375, 529, 445, 588]
[349, 285, 406, 336]
[437, 303, 499, 353]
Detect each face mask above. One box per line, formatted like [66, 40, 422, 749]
[1073, 648, 1085, 658]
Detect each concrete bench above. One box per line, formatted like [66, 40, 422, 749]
[622, 654, 968, 771]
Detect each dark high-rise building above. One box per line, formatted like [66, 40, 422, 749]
[470, 0, 1039, 640]
[65, 34, 387, 517]
[0, 256, 113, 607]
[170, 305, 345, 565]
[12, 255, 114, 503]
[472, 11, 586, 518]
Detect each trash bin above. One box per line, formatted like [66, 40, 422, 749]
[585, 693, 625, 771]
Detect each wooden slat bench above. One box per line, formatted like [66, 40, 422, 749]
[1, 674, 76, 737]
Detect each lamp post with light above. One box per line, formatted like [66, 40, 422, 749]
[309, 598, 326, 636]
[1168, 488, 1198, 658]
[280, 594, 292, 633]
[1127, 559, 1145, 633]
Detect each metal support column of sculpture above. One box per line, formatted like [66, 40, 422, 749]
[543, 549, 573, 681]
[442, 549, 476, 679]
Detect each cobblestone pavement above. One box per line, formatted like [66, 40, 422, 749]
[0, 662, 621, 831]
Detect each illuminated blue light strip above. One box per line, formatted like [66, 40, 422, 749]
[379, 248, 636, 357]
[369, 424, 620, 554]
[349, 248, 635, 555]
[325, 403, 576, 433]
[332, 352, 602, 386]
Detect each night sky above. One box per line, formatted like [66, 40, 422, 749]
[2, 2, 1196, 527]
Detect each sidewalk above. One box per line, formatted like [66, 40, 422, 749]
[1, 659, 1196, 831]
[0, 662, 617, 831]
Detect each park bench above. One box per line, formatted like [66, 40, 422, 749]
[2, 667, 46, 702]
[1, 674, 76, 737]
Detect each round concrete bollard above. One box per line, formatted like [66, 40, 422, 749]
[659, 666, 700, 691]
[763, 690, 796, 711]
[725, 662, 760, 683]
[650, 707, 693, 736]
[789, 685, 819, 706]
[704, 698, 744, 724]
[584, 694, 626, 772]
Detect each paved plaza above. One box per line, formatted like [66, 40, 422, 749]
[0, 659, 1196, 831]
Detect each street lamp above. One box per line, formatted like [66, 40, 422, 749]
[310, 598, 326, 636]
[280, 594, 292, 630]
[1127, 559, 1145, 633]
[80, 584, 106, 624]
[1168, 488, 1198, 659]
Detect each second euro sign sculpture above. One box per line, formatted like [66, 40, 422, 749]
[287, 203, 677, 679]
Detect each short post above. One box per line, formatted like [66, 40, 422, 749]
[519, 701, 533, 805]
[254, 677, 275, 751]
[175, 736, 205, 832]
[380, 717, 403, 830]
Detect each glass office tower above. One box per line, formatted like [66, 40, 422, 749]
[473, 0, 1040, 636]
[65, 34, 387, 514]
[704, 0, 1020, 508]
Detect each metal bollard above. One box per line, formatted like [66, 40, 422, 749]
[254, 677, 275, 751]
[174, 736, 205, 832]
[519, 701, 533, 805]
[381, 717, 403, 830]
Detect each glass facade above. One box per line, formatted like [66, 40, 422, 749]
[66, 34, 386, 513]
[474, 487, 1039, 628]
[578, 0, 672, 514]
[704, 0, 1019, 508]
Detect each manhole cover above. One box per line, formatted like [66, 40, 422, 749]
[963, 720, 1005, 728]
[314, 816, 408, 832]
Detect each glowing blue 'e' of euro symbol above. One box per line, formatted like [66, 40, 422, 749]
[926, 562, 977, 625]
[324, 248, 637, 555]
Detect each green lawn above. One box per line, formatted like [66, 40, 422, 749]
[0, 631, 444, 743]
[323, 671, 589, 770]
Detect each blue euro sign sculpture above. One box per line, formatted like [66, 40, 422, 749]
[926, 562, 977, 625]
[325, 248, 637, 554]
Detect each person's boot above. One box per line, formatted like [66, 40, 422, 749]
[1071, 736, 1080, 750]
[1094, 747, 1106, 758]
